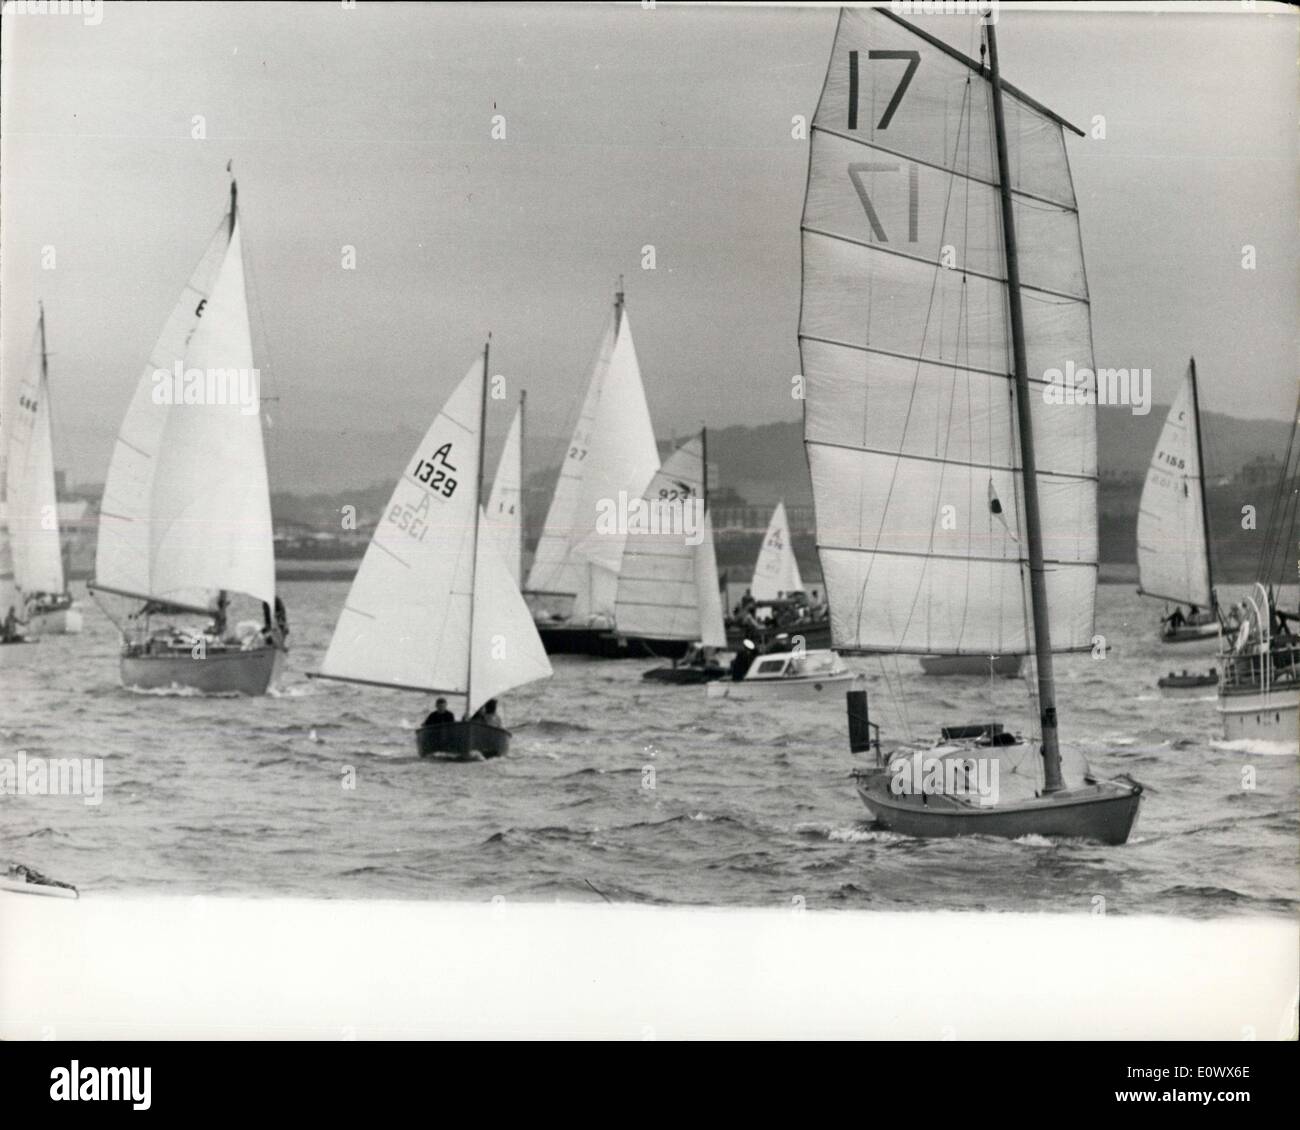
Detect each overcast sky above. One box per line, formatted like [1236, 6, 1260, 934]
[2, 1, 1296, 491]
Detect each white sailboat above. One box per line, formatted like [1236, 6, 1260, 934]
[614, 431, 728, 681]
[802, 8, 1141, 842]
[314, 347, 553, 758]
[484, 391, 525, 586]
[751, 502, 802, 601]
[4, 305, 82, 635]
[524, 283, 660, 654]
[89, 174, 286, 694]
[1137, 358, 1221, 648]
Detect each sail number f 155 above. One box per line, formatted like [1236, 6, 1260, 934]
[847, 49, 920, 131]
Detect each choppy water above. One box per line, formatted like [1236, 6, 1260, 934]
[2, 581, 1296, 918]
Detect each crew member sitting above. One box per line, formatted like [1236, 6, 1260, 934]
[423, 697, 455, 728]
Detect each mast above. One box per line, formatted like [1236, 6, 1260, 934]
[464, 338, 490, 720]
[701, 425, 709, 514]
[987, 21, 1064, 793]
[614, 275, 625, 336]
[519, 388, 527, 581]
[1188, 357, 1215, 608]
[229, 169, 237, 239]
[38, 301, 48, 383]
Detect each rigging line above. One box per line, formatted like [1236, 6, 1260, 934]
[850, 69, 976, 641]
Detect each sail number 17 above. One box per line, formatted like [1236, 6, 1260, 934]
[848, 49, 920, 131]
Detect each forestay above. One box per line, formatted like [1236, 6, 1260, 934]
[1137, 364, 1211, 608]
[801, 7, 1097, 656]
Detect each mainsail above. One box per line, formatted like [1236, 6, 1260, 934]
[1137, 361, 1212, 609]
[613, 433, 727, 647]
[6, 307, 65, 597]
[801, 7, 1097, 656]
[95, 190, 275, 613]
[524, 292, 660, 623]
[484, 396, 524, 586]
[319, 356, 552, 716]
[751, 501, 803, 601]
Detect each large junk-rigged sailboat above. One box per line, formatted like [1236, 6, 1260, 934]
[314, 347, 552, 758]
[3, 304, 82, 635]
[1137, 358, 1221, 647]
[523, 284, 661, 656]
[615, 431, 728, 681]
[89, 174, 286, 694]
[801, 8, 1141, 842]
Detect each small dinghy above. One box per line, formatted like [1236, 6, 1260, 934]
[707, 646, 855, 700]
[919, 654, 1023, 678]
[1157, 668, 1218, 695]
[1, 863, 78, 900]
[313, 344, 552, 758]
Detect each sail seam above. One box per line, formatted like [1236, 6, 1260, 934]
[807, 437, 1098, 482]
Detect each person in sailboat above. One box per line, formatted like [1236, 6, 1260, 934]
[472, 699, 503, 730]
[1165, 606, 1186, 632]
[2, 605, 28, 643]
[423, 698, 455, 728]
[730, 639, 758, 681]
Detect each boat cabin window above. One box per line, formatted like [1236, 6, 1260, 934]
[753, 658, 789, 676]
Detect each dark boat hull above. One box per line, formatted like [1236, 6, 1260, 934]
[854, 770, 1142, 845]
[920, 654, 1023, 678]
[642, 664, 726, 684]
[537, 624, 690, 660]
[120, 644, 283, 695]
[416, 720, 510, 759]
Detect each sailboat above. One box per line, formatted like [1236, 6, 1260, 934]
[612, 430, 728, 682]
[3, 305, 82, 635]
[313, 346, 553, 758]
[727, 501, 832, 649]
[801, 8, 1141, 842]
[89, 173, 286, 694]
[1216, 396, 1299, 742]
[523, 283, 661, 656]
[1137, 358, 1221, 648]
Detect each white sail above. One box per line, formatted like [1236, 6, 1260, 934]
[1137, 364, 1211, 608]
[751, 502, 802, 601]
[524, 301, 659, 622]
[484, 400, 523, 586]
[6, 315, 65, 596]
[95, 213, 260, 612]
[614, 433, 726, 646]
[320, 357, 551, 715]
[800, 8, 1097, 656]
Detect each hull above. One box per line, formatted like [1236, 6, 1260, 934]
[26, 606, 83, 635]
[1216, 685, 1300, 744]
[642, 664, 726, 685]
[536, 623, 690, 660]
[416, 720, 510, 759]
[1160, 620, 1220, 648]
[706, 670, 855, 700]
[920, 654, 1022, 678]
[854, 770, 1142, 845]
[120, 644, 284, 695]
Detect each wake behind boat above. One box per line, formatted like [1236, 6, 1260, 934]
[89, 172, 286, 695]
[312, 345, 552, 759]
[799, 8, 1141, 842]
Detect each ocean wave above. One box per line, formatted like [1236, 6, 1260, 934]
[1210, 738, 1298, 758]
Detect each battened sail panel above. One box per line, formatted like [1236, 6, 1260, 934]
[320, 359, 484, 694]
[751, 502, 803, 600]
[149, 220, 276, 609]
[485, 402, 523, 586]
[614, 433, 725, 645]
[95, 218, 232, 611]
[7, 322, 65, 595]
[525, 307, 659, 622]
[1137, 365, 1211, 608]
[801, 8, 1097, 655]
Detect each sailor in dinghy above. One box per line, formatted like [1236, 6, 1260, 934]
[312, 345, 552, 759]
